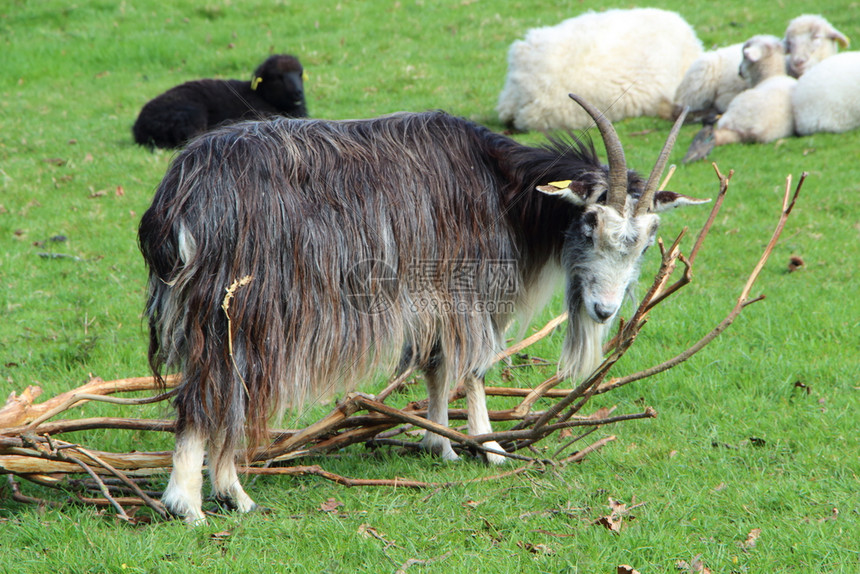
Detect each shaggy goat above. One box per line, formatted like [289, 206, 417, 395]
[783, 14, 849, 77]
[132, 54, 308, 149]
[496, 8, 702, 131]
[683, 36, 796, 163]
[139, 96, 707, 524]
[792, 51, 860, 135]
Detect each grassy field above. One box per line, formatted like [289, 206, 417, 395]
[1, 0, 859, 572]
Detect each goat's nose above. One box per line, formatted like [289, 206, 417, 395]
[593, 303, 615, 323]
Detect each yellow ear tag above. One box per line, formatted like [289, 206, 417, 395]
[546, 180, 572, 189]
[302, 71, 309, 82]
[251, 76, 262, 91]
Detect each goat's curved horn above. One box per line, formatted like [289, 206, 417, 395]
[635, 107, 689, 215]
[568, 93, 627, 214]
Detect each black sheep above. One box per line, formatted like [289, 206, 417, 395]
[132, 54, 308, 149]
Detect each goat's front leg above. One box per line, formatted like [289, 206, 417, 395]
[464, 374, 508, 464]
[420, 367, 459, 461]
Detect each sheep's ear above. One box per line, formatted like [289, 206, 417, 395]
[251, 76, 263, 91]
[537, 180, 589, 205]
[742, 43, 765, 63]
[829, 29, 850, 48]
[651, 190, 711, 212]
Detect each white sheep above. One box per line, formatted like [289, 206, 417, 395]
[783, 14, 850, 77]
[683, 35, 796, 163]
[672, 43, 747, 120]
[497, 8, 702, 132]
[792, 51, 860, 135]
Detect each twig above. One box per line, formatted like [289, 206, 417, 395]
[222, 275, 254, 398]
[496, 313, 568, 361]
[65, 454, 130, 521]
[559, 435, 617, 464]
[66, 443, 169, 519]
[6, 475, 63, 507]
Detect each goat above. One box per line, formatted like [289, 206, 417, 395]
[133, 54, 308, 149]
[139, 96, 708, 523]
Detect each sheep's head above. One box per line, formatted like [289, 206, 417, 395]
[739, 35, 787, 86]
[251, 54, 308, 114]
[784, 14, 850, 77]
[538, 95, 708, 326]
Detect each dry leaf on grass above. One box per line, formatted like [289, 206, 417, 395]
[517, 541, 554, 555]
[593, 497, 643, 533]
[676, 554, 712, 573]
[394, 551, 451, 573]
[740, 527, 761, 550]
[319, 497, 343, 513]
[586, 405, 617, 420]
[617, 566, 641, 574]
[594, 514, 623, 532]
[787, 255, 804, 272]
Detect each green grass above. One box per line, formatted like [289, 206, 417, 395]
[1, 0, 859, 572]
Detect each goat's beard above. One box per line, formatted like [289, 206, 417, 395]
[558, 304, 612, 383]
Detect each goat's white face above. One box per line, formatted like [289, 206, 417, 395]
[572, 204, 658, 323]
[544, 93, 709, 381]
[539, 183, 707, 325]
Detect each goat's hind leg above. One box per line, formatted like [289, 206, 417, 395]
[162, 428, 208, 524]
[209, 432, 260, 515]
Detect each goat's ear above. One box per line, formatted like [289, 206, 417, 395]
[537, 180, 589, 205]
[651, 190, 711, 212]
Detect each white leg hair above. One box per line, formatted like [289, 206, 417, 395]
[162, 429, 207, 525]
[464, 374, 507, 465]
[209, 435, 258, 514]
[420, 367, 459, 461]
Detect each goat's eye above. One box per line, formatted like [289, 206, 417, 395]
[582, 211, 598, 237]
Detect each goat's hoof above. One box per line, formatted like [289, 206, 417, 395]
[420, 434, 460, 462]
[214, 495, 238, 512]
[482, 441, 508, 465]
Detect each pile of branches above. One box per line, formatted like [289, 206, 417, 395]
[0, 166, 803, 522]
